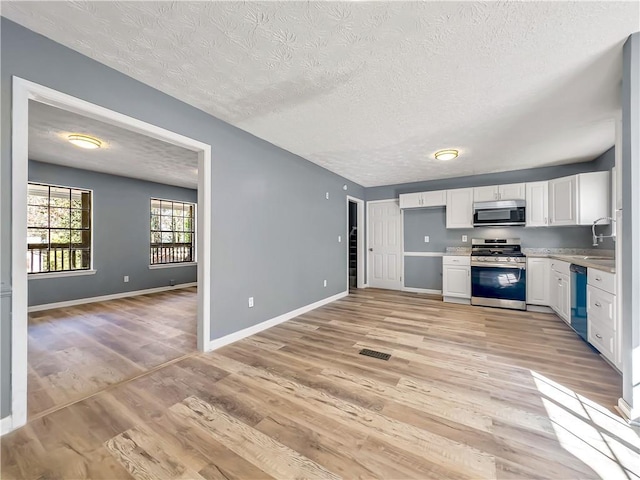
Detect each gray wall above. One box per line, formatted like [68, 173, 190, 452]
[621, 33, 639, 416]
[28, 160, 198, 306]
[1, 19, 364, 419]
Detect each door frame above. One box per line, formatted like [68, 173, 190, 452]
[346, 196, 365, 290]
[8, 77, 212, 433]
[366, 199, 403, 290]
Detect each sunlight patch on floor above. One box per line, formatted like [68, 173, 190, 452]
[532, 370, 640, 479]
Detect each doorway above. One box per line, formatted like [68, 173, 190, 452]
[346, 196, 365, 290]
[9, 77, 212, 433]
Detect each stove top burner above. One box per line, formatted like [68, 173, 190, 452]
[470, 238, 525, 260]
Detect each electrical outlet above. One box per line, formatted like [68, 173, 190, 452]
[123, 275, 129, 283]
[424, 235, 430, 243]
[338, 235, 342, 243]
[325, 192, 330, 200]
[462, 235, 468, 242]
[323, 280, 327, 287]
[248, 297, 254, 308]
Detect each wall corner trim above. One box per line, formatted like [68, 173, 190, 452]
[617, 398, 640, 426]
[1, 416, 13, 436]
[27, 282, 197, 312]
[206, 291, 349, 352]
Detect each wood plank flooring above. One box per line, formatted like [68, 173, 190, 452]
[27, 287, 197, 419]
[4, 288, 639, 479]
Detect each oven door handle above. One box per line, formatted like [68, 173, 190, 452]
[471, 262, 526, 269]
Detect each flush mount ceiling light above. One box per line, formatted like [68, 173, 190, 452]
[434, 149, 459, 161]
[67, 134, 102, 149]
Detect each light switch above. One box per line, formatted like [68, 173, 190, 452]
[424, 236, 430, 243]
[248, 297, 254, 308]
[338, 235, 342, 243]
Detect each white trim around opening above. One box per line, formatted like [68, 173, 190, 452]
[346, 196, 365, 290]
[9, 76, 213, 435]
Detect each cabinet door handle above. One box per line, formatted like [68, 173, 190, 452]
[544, 217, 548, 225]
[595, 277, 602, 282]
[595, 333, 603, 339]
[595, 302, 602, 307]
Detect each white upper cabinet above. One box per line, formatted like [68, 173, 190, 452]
[473, 186, 499, 202]
[526, 181, 549, 227]
[399, 190, 446, 209]
[398, 192, 422, 209]
[499, 183, 526, 200]
[549, 176, 576, 225]
[473, 183, 526, 202]
[549, 172, 610, 226]
[446, 188, 474, 229]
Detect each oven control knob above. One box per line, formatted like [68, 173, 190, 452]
[507, 257, 512, 262]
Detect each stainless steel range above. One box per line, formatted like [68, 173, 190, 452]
[471, 238, 526, 310]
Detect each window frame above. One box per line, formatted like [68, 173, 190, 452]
[26, 181, 94, 276]
[149, 197, 197, 267]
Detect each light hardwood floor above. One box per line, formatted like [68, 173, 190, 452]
[27, 287, 197, 419]
[3, 288, 639, 479]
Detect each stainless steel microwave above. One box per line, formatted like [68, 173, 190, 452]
[473, 200, 526, 227]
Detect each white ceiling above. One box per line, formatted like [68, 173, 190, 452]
[6, 1, 639, 187]
[29, 101, 198, 188]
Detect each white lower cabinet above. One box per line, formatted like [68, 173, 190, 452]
[549, 260, 571, 324]
[526, 257, 550, 305]
[587, 269, 620, 370]
[442, 256, 471, 303]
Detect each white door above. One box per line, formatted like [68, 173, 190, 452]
[499, 183, 526, 200]
[473, 186, 498, 202]
[526, 181, 549, 227]
[368, 200, 402, 290]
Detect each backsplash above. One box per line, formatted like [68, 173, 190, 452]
[403, 208, 615, 252]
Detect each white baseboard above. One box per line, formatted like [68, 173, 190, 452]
[207, 291, 348, 352]
[403, 287, 442, 295]
[526, 304, 554, 313]
[363, 283, 370, 288]
[443, 296, 471, 305]
[28, 282, 197, 312]
[1, 415, 13, 436]
[617, 398, 640, 425]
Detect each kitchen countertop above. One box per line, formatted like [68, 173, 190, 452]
[443, 247, 616, 273]
[522, 249, 615, 273]
[548, 255, 615, 273]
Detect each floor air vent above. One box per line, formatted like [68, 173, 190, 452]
[359, 349, 391, 361]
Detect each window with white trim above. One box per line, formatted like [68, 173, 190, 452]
[150, 198, 195, 265]
[27, 183, 92, 274]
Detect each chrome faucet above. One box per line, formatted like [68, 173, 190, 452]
[592, 217, 616, 246]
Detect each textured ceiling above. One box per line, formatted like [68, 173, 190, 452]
[29, 101, 198, 188]
[5, 1, 639, 187]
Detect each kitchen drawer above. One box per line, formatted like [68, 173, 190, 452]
[587, 285, 616, 331]
[588, 320, 616, 365]
[550, 259, 571, 276]
[443, 255, 470, 266]
[588, 268, 616, 295]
